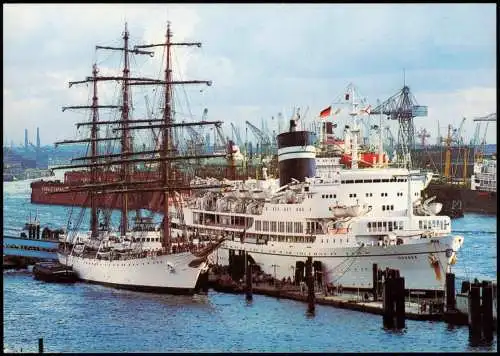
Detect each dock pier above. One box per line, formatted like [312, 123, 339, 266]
[209, 268, 496, 328]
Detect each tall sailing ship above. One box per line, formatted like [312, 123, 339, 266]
[176, 115, 465, 294]
[53, 23, 225, 294]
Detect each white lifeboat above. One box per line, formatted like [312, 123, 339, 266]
[346, 204, 364, 217]
[428, 202, 443, 215]
[331, 205, 348, 218]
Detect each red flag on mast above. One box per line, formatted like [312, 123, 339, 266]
[319, 106, 332, 119]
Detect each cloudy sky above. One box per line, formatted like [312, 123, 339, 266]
[3, 3, 496, 147]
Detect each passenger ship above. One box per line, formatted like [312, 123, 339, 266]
[176, 122, 464, 293]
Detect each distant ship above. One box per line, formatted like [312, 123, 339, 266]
[461, 157, 496, 214]
[3, 217, 61, 262]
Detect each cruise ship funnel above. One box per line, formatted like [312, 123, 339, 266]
[277, 130, 317, 187]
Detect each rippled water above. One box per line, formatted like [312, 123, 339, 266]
[3, 179, 497, 353]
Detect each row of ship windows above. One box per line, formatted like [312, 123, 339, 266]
[255, 221, 304, 233]
[131, 238, 160, 242]
[367, 221, 404, 232]
[270, 207, 307, 212]
[80, 261, 163, 266]
[340, 178, 408, 184]
[475, 179, 496, 185]
[382, 205, 395, 211]
[419, 220, 446, 230]
[321, 192, 414, 199]
[399, 255, 418, 260]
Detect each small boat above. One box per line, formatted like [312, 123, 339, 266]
[212, 274, 244, 294]
[32, 262, 78, 283]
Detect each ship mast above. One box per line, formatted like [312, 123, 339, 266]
[134, 22, 211, 252]
[92, 23, 155, 236]
[90, 64, 99, 237]
[54, 24, 217, 247]
[163, 23, 174, 252]
[121, 23, 131, 236]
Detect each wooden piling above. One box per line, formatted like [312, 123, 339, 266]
[395, 277, 405, 329]
[305, 257, 315, 314]
[245, 252, 253, 302]
[372, 264, 378, 301]
[446, 272, 456, 311]
[461, 280, 470, 294]
[38, 337, 43, 353]
[383, 276, 395, 329]
[481, 281, 493, 342]
[468, 282, 482, 342]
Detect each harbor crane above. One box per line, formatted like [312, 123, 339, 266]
[370, 85, 427, 168]
[383, 126, 396, 155]
[230, 122, 244, 148]
[416, 128, 431, 147]
[473, 113, 496, 122]
[185, 126, 205, 155]
[246, 120, 271, 157]
[453, 117, 467, 146]
[214, 123, 228, 152]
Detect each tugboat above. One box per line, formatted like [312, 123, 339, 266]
[32, 262, 78, 283]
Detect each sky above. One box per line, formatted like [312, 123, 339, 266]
[3, 3, 497, 148]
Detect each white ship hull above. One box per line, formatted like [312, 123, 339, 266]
[58, 252, 207, 295]
[210, 234, 461, 292]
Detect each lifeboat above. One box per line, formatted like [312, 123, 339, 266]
[33, 262, 78, 283]
[346, 204, 364, 217]
[428, 202, 443, 215]
[331, 205, 348, 218]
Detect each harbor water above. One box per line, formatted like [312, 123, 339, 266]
[3, 178, 497, 353]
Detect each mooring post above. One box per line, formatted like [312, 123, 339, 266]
[383, 273, 395, 329]
[445, 272, 456, 311]
[481, 280, 493, 342]
[201, 270, 209, 294]
[245, 252, 253, 302]
[372, 263, 378, 301]
[468, 282, 482, 342]
[38, 337, 43, 353]
[395, 276, 405, 329]
[305, 256, 315, 314]
[228, 249, 234, 278]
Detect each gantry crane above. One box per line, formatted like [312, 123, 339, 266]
[453, 117, 466, 145]
[245, 120, 271, 157]
[383, 126, 396, 156]
[230, 122, 244, 149]
[416, 128, 431, 147]
[185, 126, 205, 154]
[370, 85, 427, 168]
[473, 113, 496, 122]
